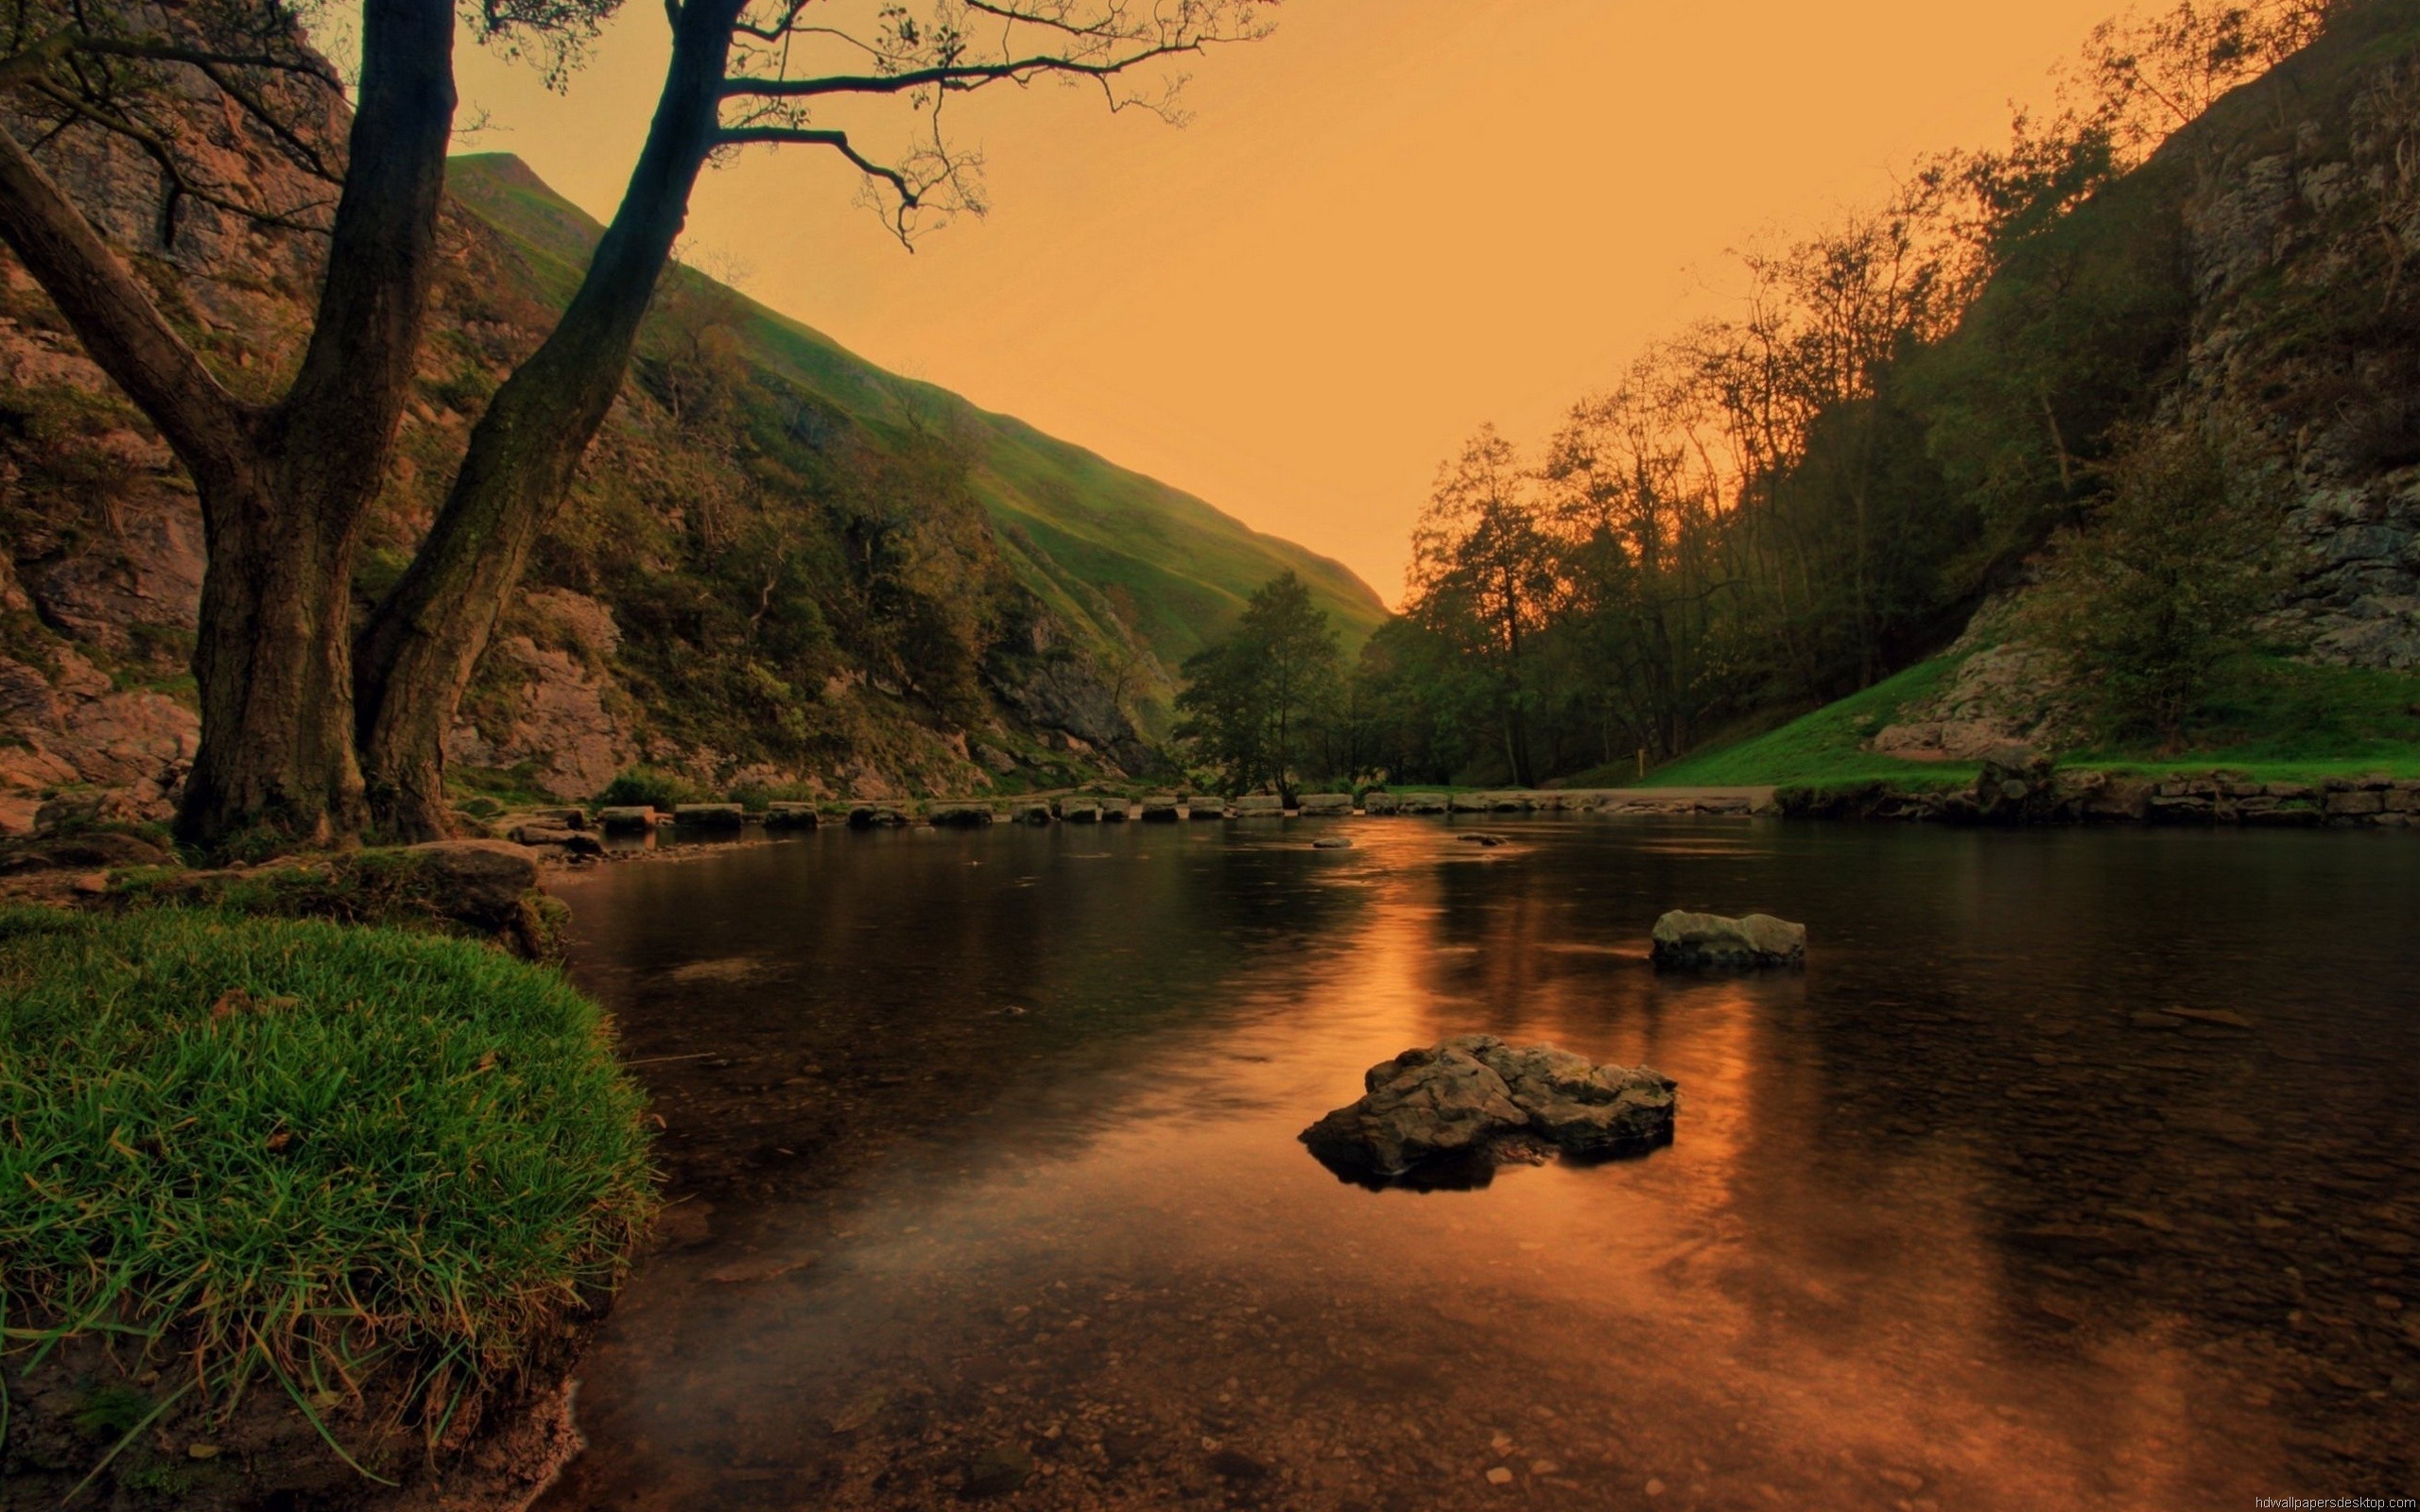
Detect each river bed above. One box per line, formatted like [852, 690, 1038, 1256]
[537, 817, 2420, 1511]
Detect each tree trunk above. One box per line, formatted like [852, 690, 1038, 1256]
[181, 473, 369, 846]
[0, 0, 455, 851]
[354, 0, 740, 838]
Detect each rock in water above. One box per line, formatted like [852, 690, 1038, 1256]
[1649, 910, 1806, 969]
[1301, 1035, 1676, 1187]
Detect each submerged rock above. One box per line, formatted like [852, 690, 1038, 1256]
[1301, 1035, 1676, 1187]
[1649, 910, 1806, 969]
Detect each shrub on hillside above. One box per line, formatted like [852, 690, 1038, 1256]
[595, 765, 698, 811]
[2024, 421, 2285, 748]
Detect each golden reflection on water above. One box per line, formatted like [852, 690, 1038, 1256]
[541, 820, 2414, 1511]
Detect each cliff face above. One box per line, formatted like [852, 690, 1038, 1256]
[2181, 22, 2420, 669]
[1868, 3, 2420, 761]
[0, 116, 1378, 830]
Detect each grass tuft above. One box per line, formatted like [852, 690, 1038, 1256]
[0, 907, 655, 1444]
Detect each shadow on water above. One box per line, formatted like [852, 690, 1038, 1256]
[539, 818, 2420, 1511]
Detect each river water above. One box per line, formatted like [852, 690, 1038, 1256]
[537, 817, 2420, 1511]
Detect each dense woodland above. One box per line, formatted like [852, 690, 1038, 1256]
[1182, 0, 2358, 793]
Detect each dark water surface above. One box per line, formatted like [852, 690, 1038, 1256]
[537, 819, 2420, 1511]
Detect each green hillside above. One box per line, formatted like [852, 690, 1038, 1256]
[446, 153, 1386, 672]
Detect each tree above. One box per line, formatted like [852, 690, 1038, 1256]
[1405, 425, 1557, 786]
[1174, 570, 1340, 800]
[2024, 421, 2281, 748]
[0, 0, 1270, 848]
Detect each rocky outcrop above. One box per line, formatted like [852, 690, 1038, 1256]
[446, 592, 636, 801]
[1301, 1035, 1677, 1188]
[989, 647, 1156, 777]
[0, 647, 200, 833]
[1649, 911, 1806, 970]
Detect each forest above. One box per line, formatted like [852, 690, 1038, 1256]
[1182, 0, 2394, 794]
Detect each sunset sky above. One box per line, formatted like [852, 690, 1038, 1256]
[456, 1, 2123, 604]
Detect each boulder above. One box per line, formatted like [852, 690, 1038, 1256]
[673, 802, 746, 828]
[1448, 792, 1494, 814]
[1013, 801, 1054, 825]
[0, 829, 172, 875]
[597, 805, 657, 832]
[1297, 793, 1354, 816]
[1399, 792, 1450, 815]
[1139, 796, 1182, 822]
[927, 802, 995, 828]
[1649, 910, 1806, 969]
[763, 801, 821, 829]
[1302, 1035, 1676, 1187]
[1234, 793, 1285, 817]
[1470, 1040, 1677, 1159]
[1361, 791, 1401, 816]
[1457, 832, 1511, 848]
[849, 804, 909, 828]
[1059, 799, 1103, 823]
[1186, 800, 1226, 820]
[404, 840, 543, 929]
[1099, 801, 1130, 822]
[510, 823, 606, 857]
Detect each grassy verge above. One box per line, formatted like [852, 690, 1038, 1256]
[0, 908, 655, 1464]
[1636, 659, 1980, 789]
[1633, 655, 2420, 790]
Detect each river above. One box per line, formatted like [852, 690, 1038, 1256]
[536, 816, 2420, 1511]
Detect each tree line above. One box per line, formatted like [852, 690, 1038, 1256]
[1181, 0, 2335, 793]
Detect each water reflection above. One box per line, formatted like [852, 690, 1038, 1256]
[540, 819, 2419, 1511]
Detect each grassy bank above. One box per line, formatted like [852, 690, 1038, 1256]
[1633, 660, 1980, 790]
[1634, 655, 2420, 791]
[0, 908, 654, 1486]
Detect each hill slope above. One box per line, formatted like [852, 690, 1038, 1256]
[0, 125, 1386, 828]
[447, 153, 1385, 680]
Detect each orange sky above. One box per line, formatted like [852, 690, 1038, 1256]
[455, 1, 2122, 605]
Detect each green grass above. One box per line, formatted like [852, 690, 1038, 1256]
[1629, 653, 2420, 791]
[0, 908, 654, 1444]
[2067, 658, 2420, 776]
[1636, 658, 1981, 789]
